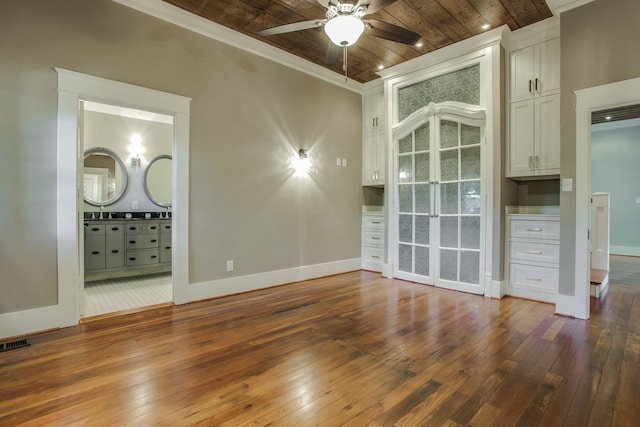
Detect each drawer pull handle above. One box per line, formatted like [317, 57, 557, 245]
[526, 250, 543, 255]
[165, 246, 171, 250]
[150, 226, 157, 230]
[527, 228, 542, 232]
[111, 227, 119, 231]
[164, 226, 171, 229]
[111, 250, 119, 254]
[371, 255, 380, 259]
[151, 255, 158, 259]
[150, 239, 157, 243]
[91, 227, 100, 232]
[526, 277, 542, 281]
[91, 251, 100, 255]
[371, 237, 380, 240]
[371, 221, 381, 224]
[129, 257, 137, 261]
[129, 227, 136, 230]
[129, 241, 136, 244]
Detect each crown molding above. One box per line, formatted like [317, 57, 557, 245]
[505, 16, 560, 51]
[113, 0, 363, 94]
[546, 0, 596, 15]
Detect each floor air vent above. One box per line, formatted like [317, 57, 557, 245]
[0, 338, 31, 352]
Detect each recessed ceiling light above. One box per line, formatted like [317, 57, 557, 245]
[415, 41, 424, 48]
[377, 64, 385, 70]
[481, 23, 491, 30]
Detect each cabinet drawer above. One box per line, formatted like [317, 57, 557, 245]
[160, 245, 172, 264]
[126, 235, 159, 250]
[363, 246, 384, 263]
[363, 230, 384, 248]
[509, 240, 559, 264]
[509, 262, 558, 294]
[126, 222, 159, 234]
[363, 214, 384, 230]
[160, 221, 172, 232]
[85, 224, 105, 235]
[105, 223, 125, 235]
[510, 219, 559, 240]
[126, 249, 160, 267]
[84, 236, 106, 271]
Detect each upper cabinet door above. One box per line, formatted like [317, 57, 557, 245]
[510, 45, 536, 101]
[535, 38, 560, 96]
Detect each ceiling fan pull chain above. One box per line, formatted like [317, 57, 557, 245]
[343, 45, 348, 84]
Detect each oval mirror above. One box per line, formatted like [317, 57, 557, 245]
[144, 155, 172, 207]
[83, 147, 128, 206]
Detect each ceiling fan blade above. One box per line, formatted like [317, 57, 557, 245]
[358, 0, 399, 15]
[326, 42, 341, 65]
[316, 0, 331, 8]
[364, 19, 421, 45]
[258, 19, 326, 37]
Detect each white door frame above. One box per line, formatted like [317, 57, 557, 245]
[56, 68, 191, 327]
[567, 76, 640, 319]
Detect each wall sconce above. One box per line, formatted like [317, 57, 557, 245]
[129, 133, 143, 168]
[131, 154, 141, 167]
[293, 148, 311, 176]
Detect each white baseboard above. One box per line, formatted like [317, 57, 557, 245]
[188, 258, 362, 302]
[556, 293, 589, 319]
[610, 246, 640, 257]
[382, 262, 393, 278]
[490, 279, 505, 299]
[0, 305, 60, 340]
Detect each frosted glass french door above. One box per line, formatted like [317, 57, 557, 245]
[395, 114, 484, 295]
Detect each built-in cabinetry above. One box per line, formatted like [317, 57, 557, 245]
[507, 38, 560, 178]
[362, 91, 385, 186]
[362, 208, 384, 272]
[506, 208, 559, 303]
[84, 219, 171, 280]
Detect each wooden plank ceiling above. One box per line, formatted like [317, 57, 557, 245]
[163, 0, 553, 83]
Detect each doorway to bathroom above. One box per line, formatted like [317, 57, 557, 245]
[80, 101, 174, 318]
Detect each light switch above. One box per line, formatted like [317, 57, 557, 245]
[561, 178, 573, 192]
[336, 157, 341, 166]
[342, 158, 347, 167]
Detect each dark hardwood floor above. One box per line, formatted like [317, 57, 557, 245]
[1, 270, 639, 426]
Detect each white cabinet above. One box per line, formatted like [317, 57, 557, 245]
[362, 209, 384, 272]
[362, 92, 385, 186]
[509, 38, 560, 102]
[507, 38, 560, 178]
[506, 214, 559, 303]
[508, 94, 560, 176]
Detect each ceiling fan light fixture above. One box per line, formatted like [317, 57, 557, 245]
[324, 15, 365, 46]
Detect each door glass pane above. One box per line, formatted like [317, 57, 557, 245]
[461, 146, 480, 180]
[440, 182, 458, 214]
[461, 181, 480, 214]
[399, 185, 413, 212]
[415, 123, 429, 151]
[398, 154, 413, 182]
[440, 149, 458, 181]
[399, 134, 412, 154]
[460, 216, 480, 249]
[440, 249, 458, 281]
[415, 152, 430, 182]
[440, 216, 458, 248]
[415, 215, 430, 245]
[460, 250, 479, 284]
[415, 184, 430, 214]
[440, 120, 458, 149]
[399, 244, 412, 272]
[461, 124, 480, 146]
[415, 246, 430, 276]
[399, 214, 413, 243]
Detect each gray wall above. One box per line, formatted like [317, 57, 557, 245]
[592, 122, 640, 254]
[0, 0, 363, 314]
[559, 0, 640, 296]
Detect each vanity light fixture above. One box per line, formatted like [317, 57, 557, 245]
[298, 148, 308, 159]
[131, 154, 141, 167]
[293, 148, 311, 176]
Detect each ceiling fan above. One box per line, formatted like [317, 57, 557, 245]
[258, 0, 422, 76]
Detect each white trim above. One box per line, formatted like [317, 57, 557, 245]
[55, 68, 191, 330]
[187, 259, 362, 302]
[546, 0, 596, 15]
[573, 76, 640, 320]
[610, 246, 640, 257]
[0, 306, 59, 340]
[113, 0, 362, 94]
[505, 17, 560, 51]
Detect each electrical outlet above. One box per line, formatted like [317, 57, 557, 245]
[226, 260, 234, 272]
[342, 158, 347, 167]
[336, 157, 341, 166]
